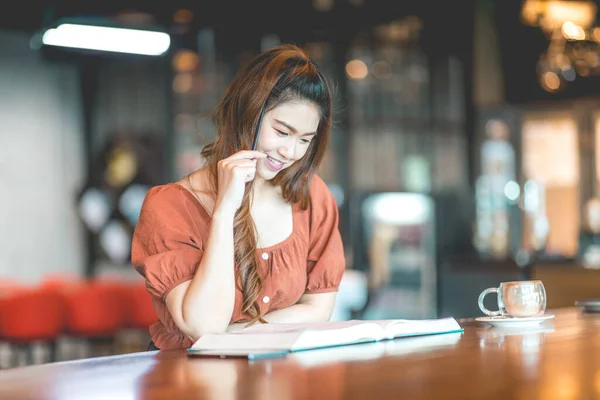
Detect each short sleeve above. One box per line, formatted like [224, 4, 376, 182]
[131, 186, 206, 301]
[305, 176, 346, 294]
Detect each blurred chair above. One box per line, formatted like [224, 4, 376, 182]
[121, 280, 156, 352]
[0, 278, 24, 367]
[63, 279, 127, 358]
[0, 278, 23, 298]
[331, 270, 368, 321]
[40, 272, 82, 314]
[40, 272, 81, 291]
[0, 285, 64, 367]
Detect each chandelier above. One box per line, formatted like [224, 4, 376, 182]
[521, 0, 600, 92]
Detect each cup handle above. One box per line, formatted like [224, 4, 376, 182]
[478, 288, 502, 316]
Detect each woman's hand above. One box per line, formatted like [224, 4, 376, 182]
[226, 322, 253, 332]
[214, 150, 266, 215]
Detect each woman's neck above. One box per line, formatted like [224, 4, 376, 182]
[251, 175, 267, 194]
[251, 177, 281, 203]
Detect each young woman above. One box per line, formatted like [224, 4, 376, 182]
[131, 44, 345, 350]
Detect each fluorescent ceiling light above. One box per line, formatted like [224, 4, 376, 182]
[42, 23, 170, 56]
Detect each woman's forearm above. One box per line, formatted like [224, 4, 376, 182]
[227, 299, 333, 332]
[181, 209, 237, 336]
[263, 303, 332, 323]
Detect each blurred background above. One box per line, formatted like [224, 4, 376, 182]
[1, 0, 600, 367]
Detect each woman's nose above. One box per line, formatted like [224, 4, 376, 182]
[278, 141, 296, 160]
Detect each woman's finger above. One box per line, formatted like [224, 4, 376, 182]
[223, 159, 257, 169]
[226, 151, 267, 161]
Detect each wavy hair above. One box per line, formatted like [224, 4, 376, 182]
[200, 44, 334, 324]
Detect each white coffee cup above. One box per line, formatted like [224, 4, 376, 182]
[478, 280, 547, 318]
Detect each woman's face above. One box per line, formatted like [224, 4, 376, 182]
[254, 101, 320, 181]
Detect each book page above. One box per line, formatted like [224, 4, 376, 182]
[233, 321, 387, 352]
[235, 320, 382, 335]
[379, 317, 462, 339]
[293, 323, 385, 351]
[192, 321, 386, 352]
[191, 331, 302, 351]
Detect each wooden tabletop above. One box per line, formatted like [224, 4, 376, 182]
[1, 307, 599, 400]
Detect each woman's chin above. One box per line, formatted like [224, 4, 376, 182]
[256, 162, 290, 182]
[255, 169, 278, 182]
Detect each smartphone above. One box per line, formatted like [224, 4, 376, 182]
[187, 348, 289, 361]
[575, 298, 600, 313]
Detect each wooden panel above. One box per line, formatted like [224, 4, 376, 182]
[533, 265, 600, 308]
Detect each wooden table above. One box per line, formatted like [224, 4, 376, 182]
[1, 307, 599, 399]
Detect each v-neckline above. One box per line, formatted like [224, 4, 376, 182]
[170, 183, 300, 252]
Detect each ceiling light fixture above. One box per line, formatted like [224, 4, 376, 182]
[521, 0, 600, 92]
[38, 23, 170, 56]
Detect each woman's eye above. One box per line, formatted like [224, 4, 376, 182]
[300, 139, 311, 144]
[276, 129, 288, 136]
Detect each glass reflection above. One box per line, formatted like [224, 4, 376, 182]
[292, 332, 462, 367]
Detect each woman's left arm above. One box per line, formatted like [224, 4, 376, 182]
[226, 293, 337, 331]
[262, 292, 337, 322]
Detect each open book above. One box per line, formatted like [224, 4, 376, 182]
[190, 317, 463, 353]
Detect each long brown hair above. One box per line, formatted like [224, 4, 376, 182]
[200, 44, 333, 324]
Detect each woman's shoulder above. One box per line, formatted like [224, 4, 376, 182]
[307, 174, 335, 204]
[304, 174, 339, 223]
[140, 182, 209, 222]
[143, 183, 194, 209]
[135, 182, 210, 239]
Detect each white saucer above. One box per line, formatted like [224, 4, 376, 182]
[475, 313, 555, 328]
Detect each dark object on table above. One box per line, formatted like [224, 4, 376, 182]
[187, 348, 289, 360]
[575, 299, 600, 313]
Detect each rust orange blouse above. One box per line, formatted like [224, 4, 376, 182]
[131, 174, 346, 349]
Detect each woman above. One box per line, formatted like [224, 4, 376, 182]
[131, 44, 345, 350]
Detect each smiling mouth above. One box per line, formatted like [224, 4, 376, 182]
[267, 155, 285, 166]
[265, 155, 286, 171]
